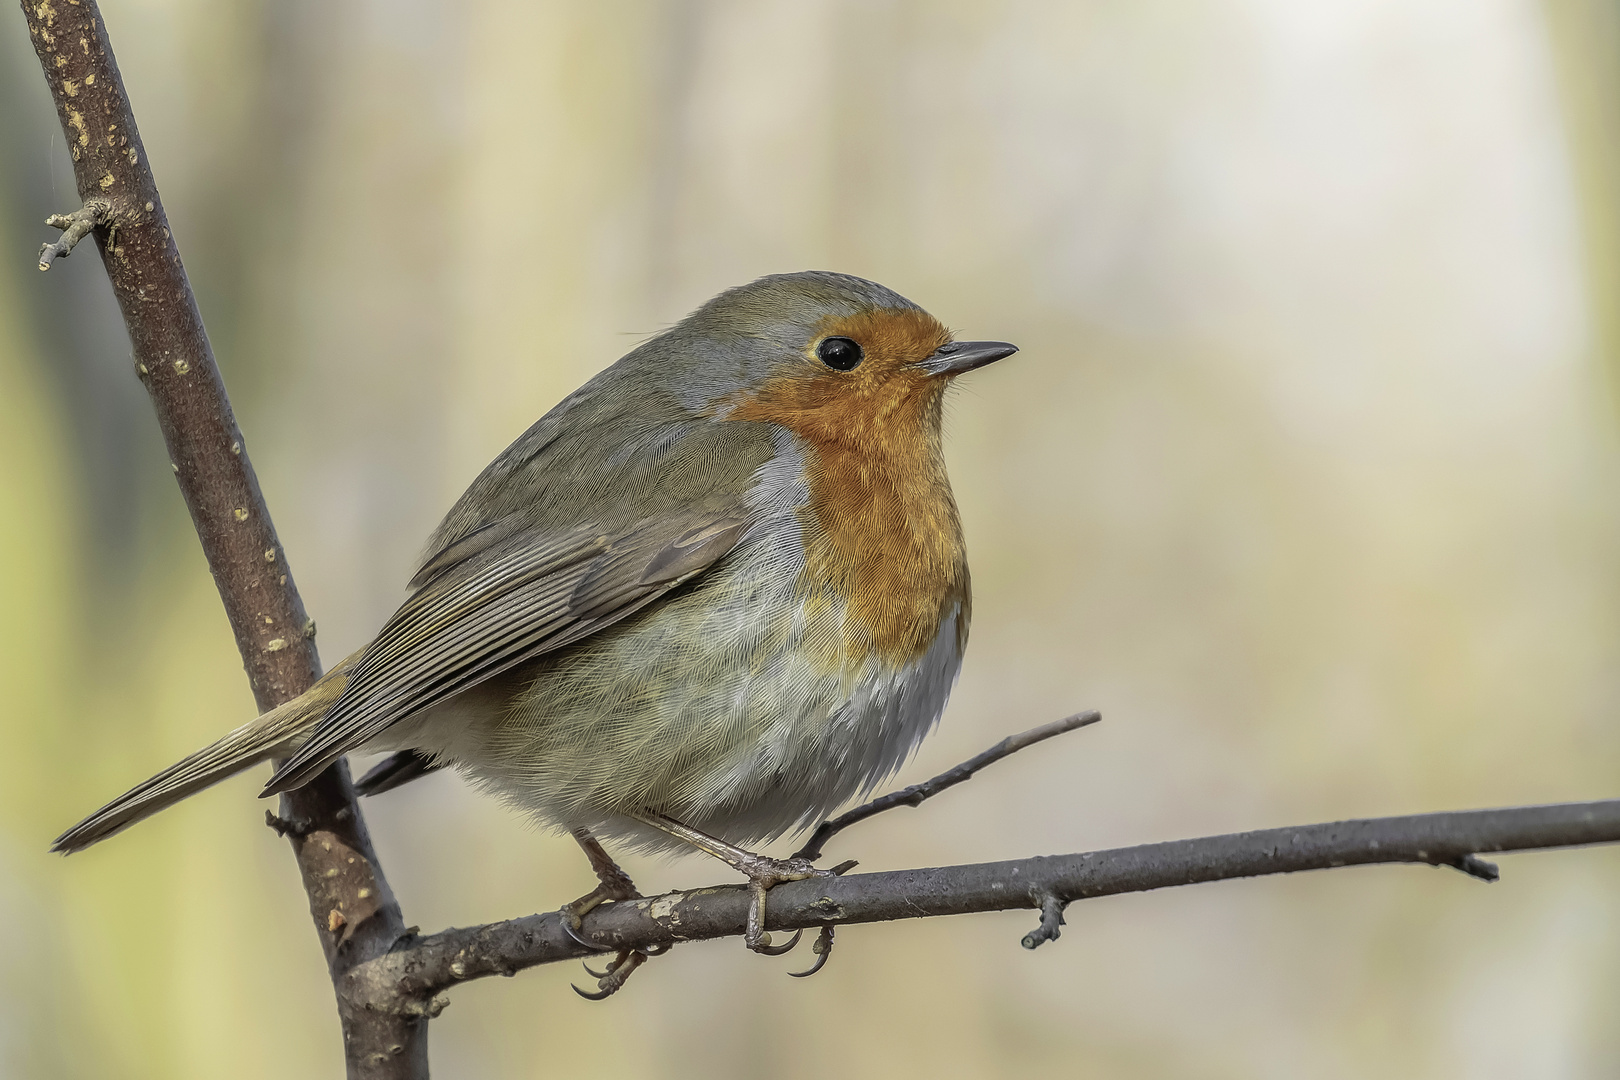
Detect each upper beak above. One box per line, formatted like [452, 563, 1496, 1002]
[919, 340, 1019, 377]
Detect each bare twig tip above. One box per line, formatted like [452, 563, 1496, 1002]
[1450, 854, 1500, 882]
[1021, 892, 1068, 950]
[36, 202, 105, 271]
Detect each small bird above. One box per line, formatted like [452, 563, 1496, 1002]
[54, 271, 1015, 994]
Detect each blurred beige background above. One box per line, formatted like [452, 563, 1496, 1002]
[4, 0, 1620, 1076]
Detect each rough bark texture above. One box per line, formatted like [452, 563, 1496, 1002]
[350, 798, 1620, 1014]
[19, 1, 422, 1075]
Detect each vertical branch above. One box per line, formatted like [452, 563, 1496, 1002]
[18, 2, 423, 1075]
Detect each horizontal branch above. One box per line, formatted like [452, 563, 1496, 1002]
[350, 797, 1620, 1014]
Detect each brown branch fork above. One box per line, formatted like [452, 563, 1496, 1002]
[19, 1, 1620, 1076]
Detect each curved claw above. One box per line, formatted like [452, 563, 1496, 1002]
[583, 949, 637, 980]
[752, 928, 803, 957]
[788, 925, 834, 978]
[572, 980, 617, 1001]
[787, 951, 830, 979]
[571, 949, 647, 1001]
[559, 912, 615, 953]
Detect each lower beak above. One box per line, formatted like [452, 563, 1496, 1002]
[920, 340, 1019, 377]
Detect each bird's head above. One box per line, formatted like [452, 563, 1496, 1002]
[662, 271, 1016, 449]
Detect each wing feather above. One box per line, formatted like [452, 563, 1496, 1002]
[261, 508, 749, 794]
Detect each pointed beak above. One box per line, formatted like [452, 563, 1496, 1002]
[919, 340, 1019, 377]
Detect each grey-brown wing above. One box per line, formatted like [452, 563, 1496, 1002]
[261, 508, 749, 795]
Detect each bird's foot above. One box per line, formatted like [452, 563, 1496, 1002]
[574, 947, 649, 1001]
[626, 811, 855, 956]
[559, 881, 633, 948]
[733, 852, 832, 954]
[563, 828, 665, 1001]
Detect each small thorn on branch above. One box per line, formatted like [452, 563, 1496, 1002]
[265, 809, 311, 838]
[1448, 853, 1500, 882]
[38, 201, 109, 271]
[1021, 891, 1068, 950]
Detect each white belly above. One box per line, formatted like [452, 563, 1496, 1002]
[386, 542, 965, 855]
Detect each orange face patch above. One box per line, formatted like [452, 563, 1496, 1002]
[817, 307, 953, 374]
[723, 307, 971, 669]
[721, 307, 952, 449]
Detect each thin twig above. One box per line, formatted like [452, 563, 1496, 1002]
[1021, 892, 1067, 950]
[38, 201, 108, 271]
[793, 711, 1102, 861]
[1450, 853, 1500, 881]
[348, 797, 1620, 1014]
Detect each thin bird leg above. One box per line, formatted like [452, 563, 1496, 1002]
[629, 811, 831, 955]
[562, 828, 661, 1001]
[565, 828, 642, 921]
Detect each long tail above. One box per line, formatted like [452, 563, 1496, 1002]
[52, 653, 359, 854]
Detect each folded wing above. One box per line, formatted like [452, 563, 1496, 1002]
[261, 505, 749, 795]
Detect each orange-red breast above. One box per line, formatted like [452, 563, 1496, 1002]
[54, 270, 1016, 966]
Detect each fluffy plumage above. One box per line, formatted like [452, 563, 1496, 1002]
[53, 270, 1013, 857]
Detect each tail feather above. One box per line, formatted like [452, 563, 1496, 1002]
[354, 749, 443, 796]
[52, 658, 355, 854]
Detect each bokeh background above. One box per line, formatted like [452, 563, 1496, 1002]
[3, 0, 1620, 1076]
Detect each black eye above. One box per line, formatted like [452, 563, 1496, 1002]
[816, 336, 864, 371]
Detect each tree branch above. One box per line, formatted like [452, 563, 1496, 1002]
[349, 798, 1620, 1014]
[18, 3, 419, 1075]
[793, 710, 1102, 861]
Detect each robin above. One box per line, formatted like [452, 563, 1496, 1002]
[53, 270, 1017, 995]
